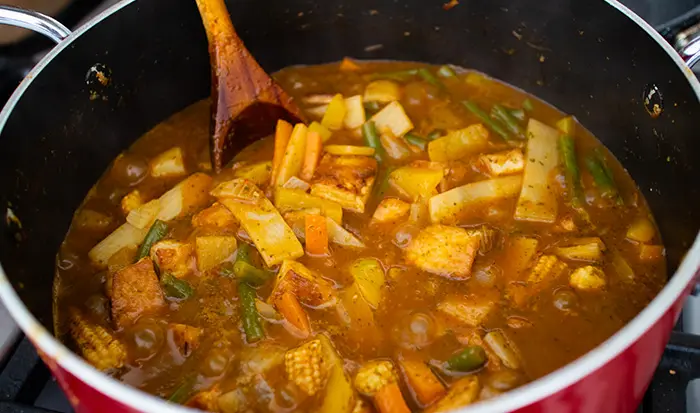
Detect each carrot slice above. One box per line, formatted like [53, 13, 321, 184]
[399, 359, 446, 406]
[305, 214, 329, 256]
[374, 382, 411, 413]
[270, 119, 293, 186]
[274, 291, 310, 337]
[340, 57, 361, 72]
[300, 131, 322, 181]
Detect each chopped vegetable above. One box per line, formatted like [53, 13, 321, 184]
[234, 161, 272, 185]
[169, 323, 202, 356]
[300, 131, 323, 181]
[233, 261, 270, 286]
[126, 199, 161, 229]
[584, 149, 623, 205]
[68, 308, 126, 371]
[362, 120, 386, 161]
[371, 101, 414, 138]
[364, 80, 401, 102]
[514, 119, 561, 223]
[303, 94, 335, 105]
[283, 176, 311, 191]
[380, 133, 413, 161]
[404, 133, 428, 150]
[508, 108, 526, 122]
[364, 101, 382, 115]
[390, 166, 443, 201]
[559, 134, 585, 208]
[275, 123, 308, 187]
[191, 202, 236, 229]
[417, 68, 445, 90]
[437, 65, 457, 78]
[274, 290, 311, 337]
[213, 179, 303, 266]
[309, 120, 333, 142]
[405, 225, 481, 279]
[426, 376, 480, 412]
[111, 257, 166, 329]
[612, 250, 635, 281]
[427, 129, 444, 140]
[446, 346, 487, 372]
[462, 101, 511, 141]
[156, 173, 213, 221]
[374, 382, 411, 413]
[238, 282, 265, 343]
[161, 272, 194, 299]
[556, 115, 576, 135]
[354, 359, 401, 394]
[528, 255, 568, 284]
[427, 123, 491, 162]
[136, 219, 169, 261]
[491, 104, 524, 138]
[522, 98, 534, 112]
[168, 375, 197, 404]
[121, 189, 144, 215]
[305, 214, 329, 255]
[310, 154, 378, 213]
[502, 236, 539, 278]
[150, 147, 186, 178]
[150, 240, 193, 278]
[275, 187, 343, 223]
[325, 145, 376, 156]
[483, 331, 520, 369]
[398, 358, 445, 406]
[318, 334, 356, 413]
[639, 244, 664, 262]
[370, 69, 418, 82]
[569, 265, 606, 291]
[437, 296, 494, 327]
[627, 217, 656, 243]
[88, 222, 149, 267]
[327, 217, 366, 248]
[429, 175, 523, 224]
[371, 198, 411, 225]
[340, 57, 361, 71]
[322, 94, 347, 130]
[337, 283, 379, 344]
[555, 243, 603, 263]
[344, 95, 366, 129]
[195, 235, 237, 272]
[284, 338, 329, 396]
[349, 258, 385, 308]
[479, 149, 525, 176]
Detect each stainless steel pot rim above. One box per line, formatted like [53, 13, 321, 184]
[0, 1, 697, 412]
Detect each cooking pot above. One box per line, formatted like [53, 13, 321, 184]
[0, 1, 699, 412]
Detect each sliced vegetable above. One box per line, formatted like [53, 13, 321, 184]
[68, 307, 127, 371]
[514, 119, 560, 223]
[462, 100, 511, 141]
[427, 124, 491, 162]
[611, 250, 635, 281]
[405, 225, 481, 279]
[156, 173, 213, 221]
[300, 131, 323, 181]
[354, 360, 410, 413]
[626, 217, 656, 243]
[274, 187, 343, 224]
[417, 68, 444, 89]
[508, 108, 526, 122]
[389, 166, 444, 201]
[491, 104, 524, 138]
[349, 258, 385, 308]
[344, 95, 366, 129]
[326, 217, 366, 248]
[370, 69, 418, 82]
[429, 175, 523, 224]
[522, 98, 534, 112]
[195, 235, 238, 272]
[318, 334, 356, 413]
[398, 358, 445, 406]
[528, 255, 568, 284]
[479, 149, 524, 176]
[233, 261, 270, 286]
[136, 219, 168, 261]
[428, 376, 480, 411]
[321, 94, 347, 130]
[371, 198, 411, 225]
[309, 120, 333, 142]
[371, 101, 414, 138]
[426, 129, 444, 140]
[305, 214, 329, 255]
[502, 237, 539, 278]
[555, 243, 603, 263]
[274, 291, 311, 337]
[569, 265, 606, 291]
[213, 179, 304, 267]
[161, 272, 194, 300]
[404, 133, 428, 150]
[556, 116, 576, 135]
[437, 65, 457, 78]
[150, 147, 186, 178]
[89, 223, 149, 267]
[584, 149, 623, 205]
[375, 382, 411, 413]
[380, 133, 413, 161]
[282, 176, 311, 191]
[362, 120, 386, 161]
[364, 80, 401, 102]
[238, 282, 265, 343]
[446, 346, 487, 372]
[559, 134, 585, 207]
[234, 161, 272, 186]
[168, 375, 196, 404]
[275, 123, 308, 187]
[483, 331, 520, 369]
[325, 145, 376, 156]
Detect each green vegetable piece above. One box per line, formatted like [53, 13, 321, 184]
[491, 104, 525, 138]
[234, 261, 270, 286]
[236, 242, 254, 266]
[239, 283, 265, 343]
[584, 151, 623, 205]
[362, 121, 386, 162]
[168, 375, 196, 404]
[508, 108, 526, 122]
[417, 68, 445, 89]
[218, 261, 235, 277]
[367, 165, 396, 214]
[404, 133, 428, 150]
[522, 98, 534, 112]
[437, 65, 457, 78]
[161, 273, 194, 300]
[559, 135, 584, 208]
[369, 69, 418, 82]
[364, 101, 382, 116]
[136, 219, 168, 262]
[446, 346, 487, 372]
[426, 129, 445, 140]
[462, 100, 512, 141]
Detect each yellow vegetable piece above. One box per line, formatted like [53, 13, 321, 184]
[626, 217, 656, 243]
[126, 199, 161, 229]
[156, 173, 213, 221]
[556, 116, 576, 135]
[195, 235, 237, 272]
[364, 80, 401, 102]
[344, 95, 366, 130]
[88, 223, 149, 267]
[371, 101, 413, 138]
[275, 187, 343, 224]
[234, 161, 272, 186]
[349, 258, 385, 308]
[318, 334, 356, 413]
[275, 123, 308, 187]
[309, 121, 333, 142]
[325, 145, 376, 156]
[428, 124, 491, 162]
[390, 166, 444, 201]
[322, 94, 347, 130]
[150, 147, 186, 178]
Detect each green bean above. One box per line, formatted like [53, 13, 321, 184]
[508, 108, 526, 122]
[426, 129, 445, 140]
[362, 121, 386, 162]
[404, 133, 428, 150]
[364, 101, 381, 116]
[491, 104, 525, 138]
[462, 100, 512, 141]
[168, 375, 196, 404]
[136, 219, 168, 261]
[446, 346, 487, 372]
[234, 261, 270, 286]
[559, 135, 585, 208]
[417, 68, 445, 89]
[218, 261, 235, 278]
[437, 65, 457, 78]
[584, 152, 623, 205]
[161, 273, 194, 300]
[239, 283, 265, 343]
[236, 243, 254, 266]
[369, 69, 418, 82]
[367, 165, 396, 213]
[522, 98, 534, 112]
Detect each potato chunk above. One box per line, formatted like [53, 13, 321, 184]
[310, 154, 378, 213]
[150, 147, 186, 178]
[437, 296, 494, 327]
[405, 225, 481, 279]
[111, 257, 165, 329]
[150, 240, 193, 278]
[479, 149, 525, 176]
[191, 202, 236, 229]
[195, 236, 237, 272]
[569, 265, 606, 291]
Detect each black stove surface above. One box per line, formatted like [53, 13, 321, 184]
[1, 0, 700, 412]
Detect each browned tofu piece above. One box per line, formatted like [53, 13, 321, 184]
[111, 257, 165, 329]
[437, 295, 495, 327]
[426, 376, 480, 412]
[310, 154, 377, 213]
[150, 240, 194, 278]
[371, 198, 411, 225]
[170, 323, 202, 356]
[405, 225, 481, 279]
[191, 202, 236, 229]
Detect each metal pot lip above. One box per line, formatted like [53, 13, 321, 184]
[0, 0, 698, 412]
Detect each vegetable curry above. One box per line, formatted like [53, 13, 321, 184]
[54, 61, 666, 412]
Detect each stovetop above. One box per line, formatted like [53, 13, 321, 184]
[1, 0, 700, 412]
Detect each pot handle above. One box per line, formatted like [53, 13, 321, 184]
[673, 22, 700, 68]
[0, 5, 71, 44]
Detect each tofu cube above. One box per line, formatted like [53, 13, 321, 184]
[150, 240, 194, 278]
[437, 296, 494, 327]
[111, 257, 165, 329]
[479, 149, 525, 176]
[310, 154, 377, 213]
[371, 198, 411, 225]
[405, 225, 481, 279]
[191, 202, 236, 229]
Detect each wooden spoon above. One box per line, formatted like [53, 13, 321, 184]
[195, 0, 305, 172]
